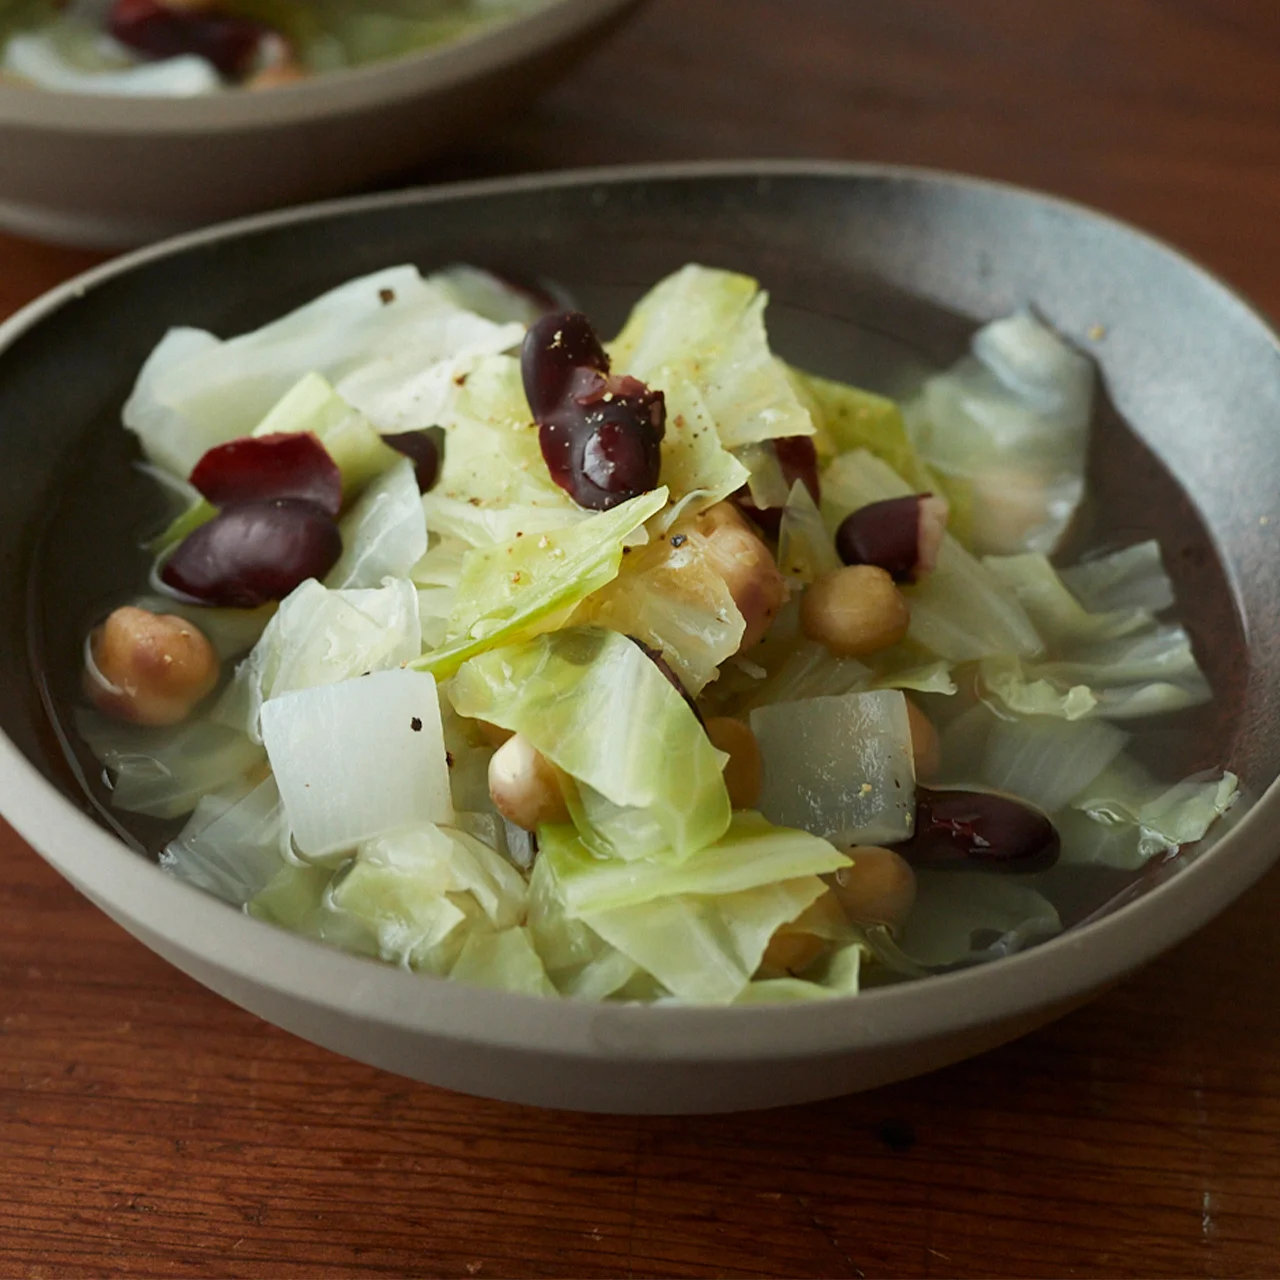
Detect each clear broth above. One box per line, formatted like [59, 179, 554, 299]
[27, 277, 1247, 943]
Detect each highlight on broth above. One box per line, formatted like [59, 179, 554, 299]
[70, 262, 1238, 1005]
[1, 1, 543, 96]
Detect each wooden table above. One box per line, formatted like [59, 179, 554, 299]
[4, 2, 1280, 1274]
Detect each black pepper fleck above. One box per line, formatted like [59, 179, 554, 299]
[410, 717, 423, 732]
[379, 288, 396, 305]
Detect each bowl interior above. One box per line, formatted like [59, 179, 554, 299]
[3, 166, 1278, 989]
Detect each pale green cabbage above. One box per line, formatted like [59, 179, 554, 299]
[449, 626, 731, 861]
[609, 264, 815, 450]
[415, 488, 667, 679]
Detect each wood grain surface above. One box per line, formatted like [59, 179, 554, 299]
[3, 2, 1280, 1275]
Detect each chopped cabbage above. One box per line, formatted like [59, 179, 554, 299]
[248, 862, 382, 961]
[252, 372, 400, 499]
[450, 928, 558, 997]
[789, 365, 936, 490]
[401, 353, 570, 511]
[583, 878, 829, 1005]
[936, 703, 1129, 814]
[652, 374, 752, 528]
[983, 552, 1153, 646]
[577, 515, 745, 695]
[871, 872, 1062, 972]
[161, 776, 289, 904]
[1070, 756, 1239, 860]
[431, 265, 551, 328]
[729, 603, 871, 711]
[777, 479, 840, 584]
[449, 626, 731, 861]
[416, 488, 667, 679]
[323, 822, 526, 972]
[217, 577, 421, 742]
[78, 709, 264, 820]
[421, 493, 588, 548]
[981, 625, 1211, 721]
[538, 812, 849, 917]
[1061, 541, 1175, 616]
[610, 265, 814, 449]
[325, 458, 428, 589]
[125, 267, 521, 478]
[905, 309, 1094, 555]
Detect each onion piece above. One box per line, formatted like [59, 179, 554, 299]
[750, 689, 916, 847]
[261, 668, 452, 858]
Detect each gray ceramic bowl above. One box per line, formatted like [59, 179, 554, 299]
[0, 0, 639, 247]
[2, 162, 1278, 1114]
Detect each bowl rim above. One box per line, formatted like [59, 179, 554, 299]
[0, 0, 637, 132]
[3, 158, 1278, 1064]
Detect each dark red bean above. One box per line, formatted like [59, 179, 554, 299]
[521, 311, 609, 420]
[108, 0, 269, 79]
[523, 313, 665, 511]
[736, 436, 820, 537]
[189, 432, 342, 517]
[836, 493, 948, 583]
[894, 788, 1060, 873]
[160, 499, 341, 609]
[382, 428, 443, 494]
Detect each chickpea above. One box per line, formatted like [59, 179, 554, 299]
[904, 698, 941, 780]
[704, 716, 763, 809]
[487, 733, 569, 831]
[761, 891, 845, 976]
[830, 846, 916, 934]
[800, 564, 910, 657]
[85, 606, 219, 727]
[692, 502, 789, 651]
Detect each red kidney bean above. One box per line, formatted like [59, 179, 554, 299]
[894, 788, 1060, 873]
[836, 493, 948, 583]
[736, 436, 820, 537]
[160, 499, 341, 608]
[108, 0, 270, 79]
[521, 311, 609, 420]
[189, 432, 342, 517]
[382, 428, 443, 494]
[523, 312, 665, 511]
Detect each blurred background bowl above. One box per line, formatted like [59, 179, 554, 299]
[0, 0, 641, 248]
